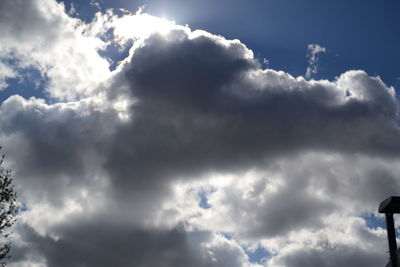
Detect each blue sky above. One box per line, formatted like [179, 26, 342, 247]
[1, 1, 399, 266]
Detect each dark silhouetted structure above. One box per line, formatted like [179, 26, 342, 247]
[379, 196, 400, 267]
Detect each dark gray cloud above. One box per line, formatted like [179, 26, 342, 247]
[103, 29, 400, 199]
[11, 221, 253, 267]
[14, 223, 191, 267]
[0, 96, 118, 207]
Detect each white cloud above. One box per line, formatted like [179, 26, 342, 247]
[0, 0, 111, 100]
[306, 43, 326, 79]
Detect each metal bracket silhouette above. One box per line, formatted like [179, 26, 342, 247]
[379, 196, 400, 267]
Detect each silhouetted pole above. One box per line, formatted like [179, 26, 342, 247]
[379, 196, 400, 267]
[385, 213, 398, 267]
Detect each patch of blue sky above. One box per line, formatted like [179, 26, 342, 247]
[0, 63, 48, 103]
[362, 213, 400, 238]
[197, 187, 216, 210]
[361, 213, 386, 230]
[198, 190, 211, 209]
[98, 39, 133, 71]
[220, 232, 234, 240]
[217, 231, 272, 265]
[59, 0, 100, 23]
[245, 245, 272, 265]
[59, 0, 143, 23]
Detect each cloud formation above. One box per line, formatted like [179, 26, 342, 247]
[0, 1, 398, 266]
[0, 0, 111, 99]
[305, 44, 326, 79]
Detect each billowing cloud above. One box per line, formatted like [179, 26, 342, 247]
[11, 223, 260, 267]
[0, 0, 111, 99]
[0, 1, 397, 266]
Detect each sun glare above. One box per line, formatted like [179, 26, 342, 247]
[113, 13, 176, 40]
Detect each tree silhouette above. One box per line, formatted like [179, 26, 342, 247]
[0, 149, 18, 266]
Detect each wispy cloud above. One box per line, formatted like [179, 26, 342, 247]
[305, 43, 326, 79]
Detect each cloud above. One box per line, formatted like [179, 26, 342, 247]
[305, 44, 326, 79]
[0, 1, 398, 266]
[105, 33, 398, 194]
[266, 216, 386, 267]
[0, 0, 111, 100]
[10, 220, 261, 267]
[187, 152, 397, 241]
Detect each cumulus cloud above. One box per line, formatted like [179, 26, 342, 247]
[0, 0, 111, 99]
[185, 153, 395, 266]
[0, 1, 398, 266]
[305, 44, 326, 79]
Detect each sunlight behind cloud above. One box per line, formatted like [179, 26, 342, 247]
[113, 12, 180, 40]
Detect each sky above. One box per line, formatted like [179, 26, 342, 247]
[0, 0, 399, 266]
